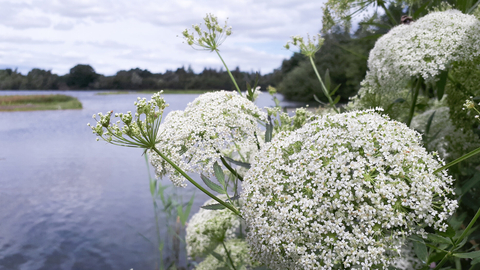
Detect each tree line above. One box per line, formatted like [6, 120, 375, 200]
[0, 21, 384, 102]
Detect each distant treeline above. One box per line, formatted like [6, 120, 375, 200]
[0, 23, 385, 101]
[0, 65, 277, 92]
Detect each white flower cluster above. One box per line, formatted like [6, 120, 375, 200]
[186, 196, 242, 260]
[149, 91, 267, 187]
[362, 10, 480, 94]
[241, 110, 457, 270]
[195, 239, 259, 270]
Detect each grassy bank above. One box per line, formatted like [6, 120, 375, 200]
[96, 89, 214, 95]
[0, 94, 83, 112]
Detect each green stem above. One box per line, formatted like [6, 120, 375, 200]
[455, 207, 480, 246]
[222, 240, 237, 270]
[433, 252, 451, 270]
[433, 208, 480, 270]
[406, 78, 421, 127]
[144, 155, 164, 270]
[151, 147, 241, 217]
[215, 49, 242, 95]
[309, 57, 339, 113]
[220, 156, 244, 181]
[434, 146, 480, 173]
[378, 0, 398, 26]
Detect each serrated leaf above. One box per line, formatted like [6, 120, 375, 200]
[213, 162, 226, 189]
[201, 203, 227, 210]
[223, 156, 251, 169]
[453, 250, 480, 258]
[413, 240, 428, 263]
[201, 174, 226, 194]
[436, 70, 448, 100]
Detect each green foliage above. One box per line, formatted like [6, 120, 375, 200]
[0, 94, 82, 111]
[277, 28, 375, 102]
[66, 64, 98, 89]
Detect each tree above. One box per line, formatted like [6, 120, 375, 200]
[66, 64, 98, 89]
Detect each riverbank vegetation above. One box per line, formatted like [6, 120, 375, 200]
[0, 94, 82, 111]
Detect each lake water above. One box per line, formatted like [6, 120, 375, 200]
[0, 90, 303, 270]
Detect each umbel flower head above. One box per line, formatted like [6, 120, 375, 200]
[284, 34, 325, 58]
[149, 91, 267, 187]
[186, 195, 241, 260]
[182, 13, 232, 51]
[361, 10, 480, 94]
[88, 92, 168, 149]
[241, 110, 457, 270]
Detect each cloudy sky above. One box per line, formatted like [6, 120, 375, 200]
[0, 0, 328, 76]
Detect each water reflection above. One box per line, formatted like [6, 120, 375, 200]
[0, 90, 304, 270]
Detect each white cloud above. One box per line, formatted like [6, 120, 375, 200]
[0, 0, 327, 76]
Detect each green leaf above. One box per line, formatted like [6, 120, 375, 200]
[426, 233, 452, 245]
[178, 193, 195, 226]
[213, 161, 226, 189]
[211, 251, 225, 262]
[330, 84, 341, 96]
[436, 70, 448, 100]
[149, 179, 156, 197]
[413, 0, 432, 19]
[468, 0, 480, 14]
[438, 224, 456, 238]
[458, 172, 480, 197]
[201, 174, 226, 194]
[265, 115, 273, 143]
[472, 255, 480, 265]
[453, 236, 470, 251]
[222, 156, 251, 169]
[333, 95, 341, 105]
[176, 205, 184, 225]
[453, 250, 480, 259]
[201, 203, 226, 210]
[324, 69, 331, 92]
[313, 94, 326, 105]
[425, 111, 436, 136]
[413, 239, 428, 263]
